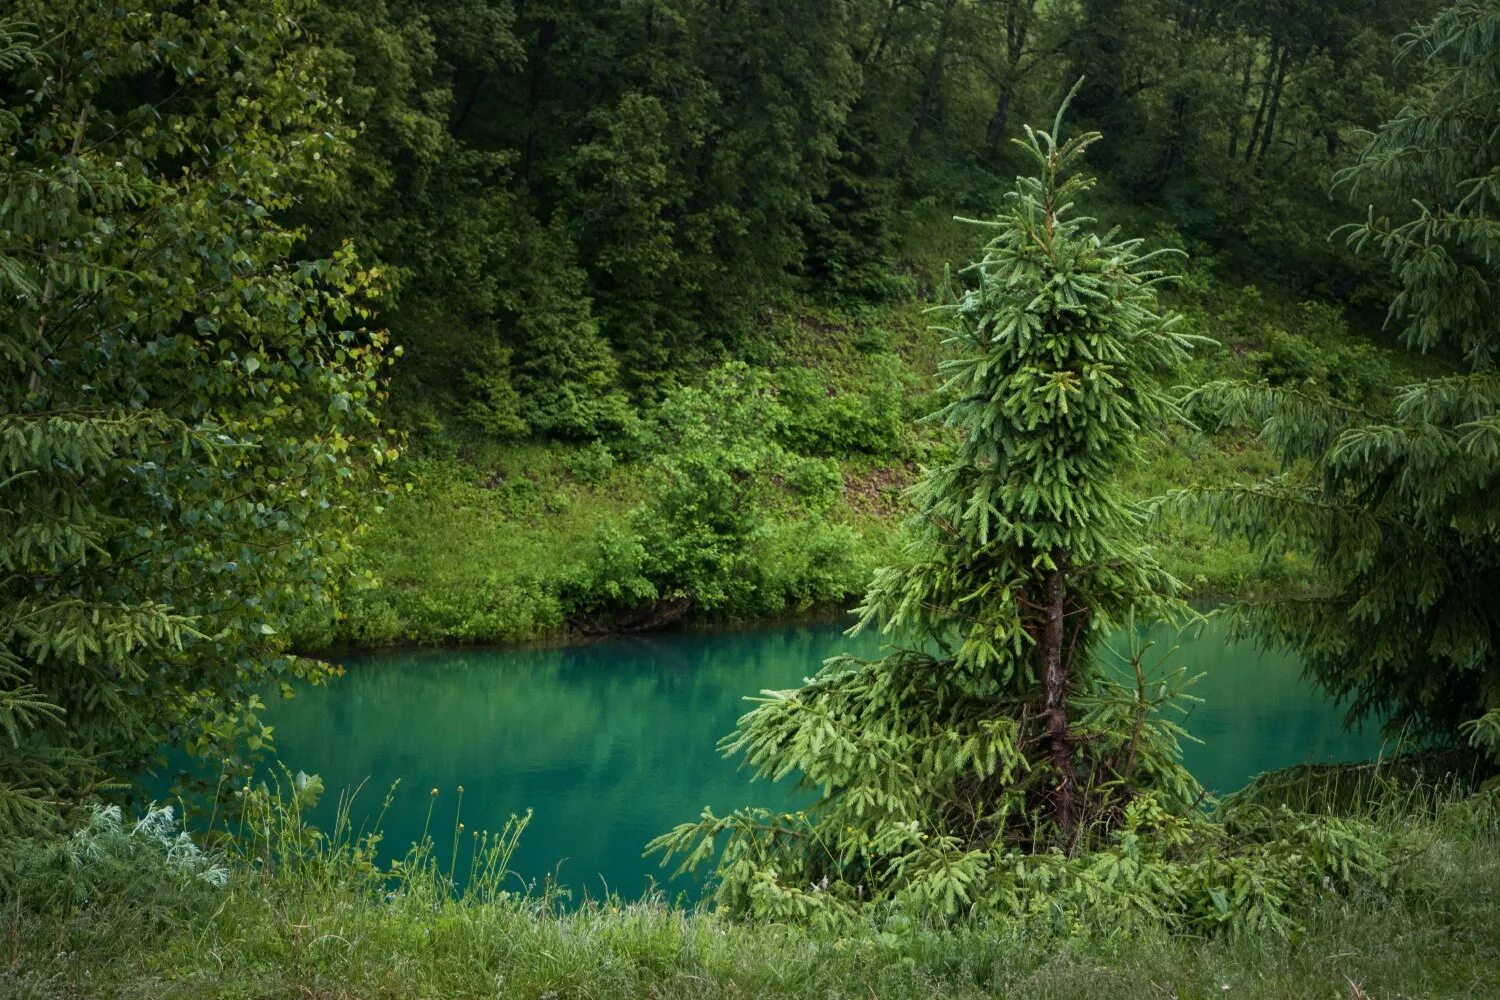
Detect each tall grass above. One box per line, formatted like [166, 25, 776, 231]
[2, 760, 1496, 999]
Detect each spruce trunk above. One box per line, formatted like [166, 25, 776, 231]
[1041, 554, 1077, 845]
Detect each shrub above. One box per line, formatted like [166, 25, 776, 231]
[777, 357, 910, 457]
[568, 440, 617, 485]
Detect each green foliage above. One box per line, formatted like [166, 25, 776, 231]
[1176, 373, 1500, 743]
[648, 108, 1382, 934]
[1336, 0, 1500, 368]
[3, 0, 1494, 971]
[408, 204, 635, 443]
[243, 0, 1451, 453]
[459, 340, 530, 440]
[776, 354, 912, 458]
[566, 364, 863, 624]
[1253, 304, 1394, 403]
[0, 3, 394, 832]
[319, 245, 1436, 649]
[4, 769, 1495, 998]
[296, 0, 864, 427]
[803, 111, 906, 299]
[1174, 0, 1500, 747]
[583, 363, 789, 617]
[567, 440, 617, 486]
[497, 215, 634, 440]
[0, 803, 227, 924]
[292, 434, 887, 649]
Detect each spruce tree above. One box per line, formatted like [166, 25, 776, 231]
[652, 96, 1225, 924]
[1176, 0, 1500, 751]
[655, 102, 1392, 933]
[501, 214, 633, 440]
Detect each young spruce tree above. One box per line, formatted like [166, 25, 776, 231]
[653, 96, 1227, 926]
[655, 97, 1394, 935]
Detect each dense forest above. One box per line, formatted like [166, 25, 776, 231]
[2, 0, 1498, 996]
[304, 0, 1431, 428]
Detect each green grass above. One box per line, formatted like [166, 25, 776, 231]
[4, 768, 1496, 999]
[324, 445, 640, 646]
[298, 437, 900, 650]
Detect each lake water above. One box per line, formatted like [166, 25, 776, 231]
[264, 615, 1382, 900]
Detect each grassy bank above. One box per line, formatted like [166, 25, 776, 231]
[297, 263, 1437, 652]
[4, 767, 1496, 999]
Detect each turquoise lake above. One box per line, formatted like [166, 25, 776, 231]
[263, 615, 1383, 900]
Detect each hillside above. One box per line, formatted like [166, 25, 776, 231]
[305, 237, 1444, 649]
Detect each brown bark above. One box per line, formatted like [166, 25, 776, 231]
[1041, 552, 1077, 846]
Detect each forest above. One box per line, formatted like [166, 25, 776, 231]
[1, 0, 1498, 996]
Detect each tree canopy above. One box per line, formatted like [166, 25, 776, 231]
[0, 2, 395, 832]
[226, 0, 1440, 444]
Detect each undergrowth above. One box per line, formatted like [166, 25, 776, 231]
[2, 762, 1495, 999]
[287, 258, 1444, 652]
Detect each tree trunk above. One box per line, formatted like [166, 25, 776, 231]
[1155, 0, 1201, 176]
[520, 18, 557, 190]
[985, 0, 1032, 152]
[1069, 0, 1126, 148]
[450, 70, 488, 139]
[909, 0, 958, 149]
[1041, 554, 1077, 845]
[1243, 38, 1278, 165]
[861, 0, 906, 66]
[1226, 43, 1253, 160]
[985, 91, 1012, 150]
[1254, 47, 1290, 175]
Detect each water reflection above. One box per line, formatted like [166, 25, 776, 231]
[263, 615, 1379, 899]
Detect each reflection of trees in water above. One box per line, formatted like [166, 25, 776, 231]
[1132, 616, 1382, 796]
[269, 622, 874, 891]
[265, 618, 1377, 896]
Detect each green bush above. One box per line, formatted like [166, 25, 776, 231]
[1256, 328, 1392, 403]
[750, 520, 867, 614]
[782, 455, 845, 510]
[460, 340, 530, 440]
[568, 440, 617, 485]
[558, 521, 659, 620]
[403, 576, 565, 644]
[777, 356, 910, 457]
[0, 803, 227, 927]
[565, 364, 790, 620]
